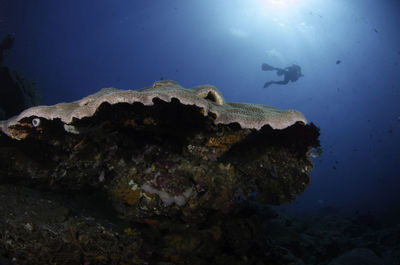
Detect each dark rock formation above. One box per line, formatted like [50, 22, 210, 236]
[0, 67, 41, 119]
[0, 34, 41, 119]
[0, 80, 322, 264]
[328, 248, 383, 265]
[0, 34, 14, 65]
[1, 184, 399, 264]
[0, 81, 319, 218]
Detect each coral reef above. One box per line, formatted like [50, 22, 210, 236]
[1, 185, 399, 264]
[0, 81, 323, 263]
[0, 80, 306, 137]
[0, 81, 318, 218]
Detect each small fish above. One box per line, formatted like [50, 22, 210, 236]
[374, 28, 378, 33]
[336, 60, 341, 64]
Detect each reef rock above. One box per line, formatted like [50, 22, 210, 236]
[0, 80, 319, 221]
[328, 248, 384, 265]
[0, 66, 41, 119]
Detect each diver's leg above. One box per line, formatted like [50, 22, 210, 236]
[264, 80, 289, 88]
[273, 80, 290, 85]
[264, 81, 281, 88]
[263, 81, 274, 88]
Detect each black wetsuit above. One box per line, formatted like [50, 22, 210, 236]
[262, 63, 303, 88]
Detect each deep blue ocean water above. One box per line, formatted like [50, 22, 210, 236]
[1, 0, 399, 216]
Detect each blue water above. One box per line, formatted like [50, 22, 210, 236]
[1, 0, 400, 216]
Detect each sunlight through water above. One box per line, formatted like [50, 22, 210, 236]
[256, 0, 311, 17]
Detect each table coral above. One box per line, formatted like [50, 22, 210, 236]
[0, 81, 319, 222]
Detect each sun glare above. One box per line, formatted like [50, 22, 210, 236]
[259, 0, 306, 12]
[252, 0, 307, 19]
[269, 0, 288, 8]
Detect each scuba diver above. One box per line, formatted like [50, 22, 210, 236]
[261, 63, 303, 88]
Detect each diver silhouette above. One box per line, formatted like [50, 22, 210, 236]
[261, 63, 304, 88]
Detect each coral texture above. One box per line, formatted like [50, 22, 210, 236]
[0, 80, 305, 138]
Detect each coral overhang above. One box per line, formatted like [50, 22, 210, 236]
[0, 80, 319, 221]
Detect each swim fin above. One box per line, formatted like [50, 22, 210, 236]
[264, 81, 273, 88]
[262, 63, 276, 71]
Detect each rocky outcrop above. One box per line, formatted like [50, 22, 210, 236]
[328, 248, 384, 265]
[0, 80, 323, 264]
[0, 34, 41, 119]
[0, 67, 41, 119]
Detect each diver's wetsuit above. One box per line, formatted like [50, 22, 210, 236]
[262, 63, 303, 88]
